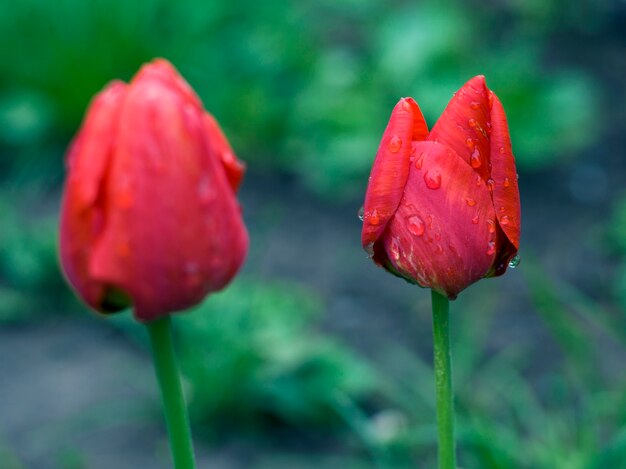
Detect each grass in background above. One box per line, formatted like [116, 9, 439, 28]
[1, 0, 601, 198]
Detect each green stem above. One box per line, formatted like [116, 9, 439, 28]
[146, 316, 196, 469]
[431, 290, 457, 469]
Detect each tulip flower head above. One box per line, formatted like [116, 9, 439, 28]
[361, 76, 520, 299]
[59, 59, 249, 322]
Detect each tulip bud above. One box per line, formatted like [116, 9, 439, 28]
[59, 59, 249, 322]
[361, 76, 520, 299]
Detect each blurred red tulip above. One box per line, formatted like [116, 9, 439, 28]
[361, 76, 520, 299]
[59, 59, 248, 322]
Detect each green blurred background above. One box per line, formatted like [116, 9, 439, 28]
[1, 0, 625, 467]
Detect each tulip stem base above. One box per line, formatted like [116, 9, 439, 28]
[147, 316, 196, 469]
[431, 290, 457, 469]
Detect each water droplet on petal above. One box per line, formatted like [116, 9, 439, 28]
[358, 206, 365, 222]
[470, 101, 481, 110]
[198, 177, 214, 204]
[503, 177, 510, 187]
[407, 215, 425, 236]
[414, 152, 424, 169]
[487, 219, 496, 233]
[472, 215, 479, 224]
[500, 215, 510, 225]
[466, 198, 477, 207]
[369, 209, 381, 225]
[470, 149, 481, 168]
[448, 244, 459, 257]
[486, 241, 496, 255]
[487, 178, 495, 192]
[465, 138, 475, 149]
[468, 118, 477, 129]
[401, 100, 411, 112]
[424, 170, 441, 190]
[389, 238, 400, 260]
[184, 261, 202, 287]
[499, 146, 505, 154]
[476, 175, 482, 186]
[508, 254, 521, 268]
[388, 135, 402, 153]
[434, 244, 444, 254]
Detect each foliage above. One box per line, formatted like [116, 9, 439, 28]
[354, 268, 626, 468]
[109, 278, 376, 434]
[177, 279, 376, 430]
[0, 0, 601, 198]
[609, 195, 626, 319]
[0, 190, 81, 322]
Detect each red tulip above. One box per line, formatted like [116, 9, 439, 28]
[361, 76, 520, 299]
[59, 59, 248, 322]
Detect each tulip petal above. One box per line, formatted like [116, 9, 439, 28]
[380, 141, 497, 299]
[59, 81, 127, 311]
[89, 68, 248, 322]
[202, 113, 246, 192]
[489, 92, 521, 252]
[428, 76, 492, 182]
[133, 58, 203, 110]
[362, 97, 428, 255]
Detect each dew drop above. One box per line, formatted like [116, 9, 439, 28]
[499, 146, 505, 154]
[488, 92, 494, 107]
[486, 241, 496, 255]
[448, 244, 459, 257]
[389, 238, 400, 260]
[466, 198, 477, 207]
[184, 261, 202, 287]
[407, 215, 425, 236]
[388, 135, 402, 153]
[468, 118, 477, 129]
[476, 175, 482, 186]
[358, 206, 365, 222]
[503, 177, 510, 187]
[470, 101, 481, 110]
[198, 177, 213, 204]
[465, 138, 475, 149]
[414, 152, 424, 169]
[401, 100, 411, 112]
[434, 244, 444, 254]
[470, 149, 482, 168]
[472, 215, 479, 224]
[487, 219, 496, 233]
[508, 254, 521, 269]
[500, 215, 510, 225]
[424, 170, 441, 189]
[369, 209, 381, 225]
[487, 178, 495, 192]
